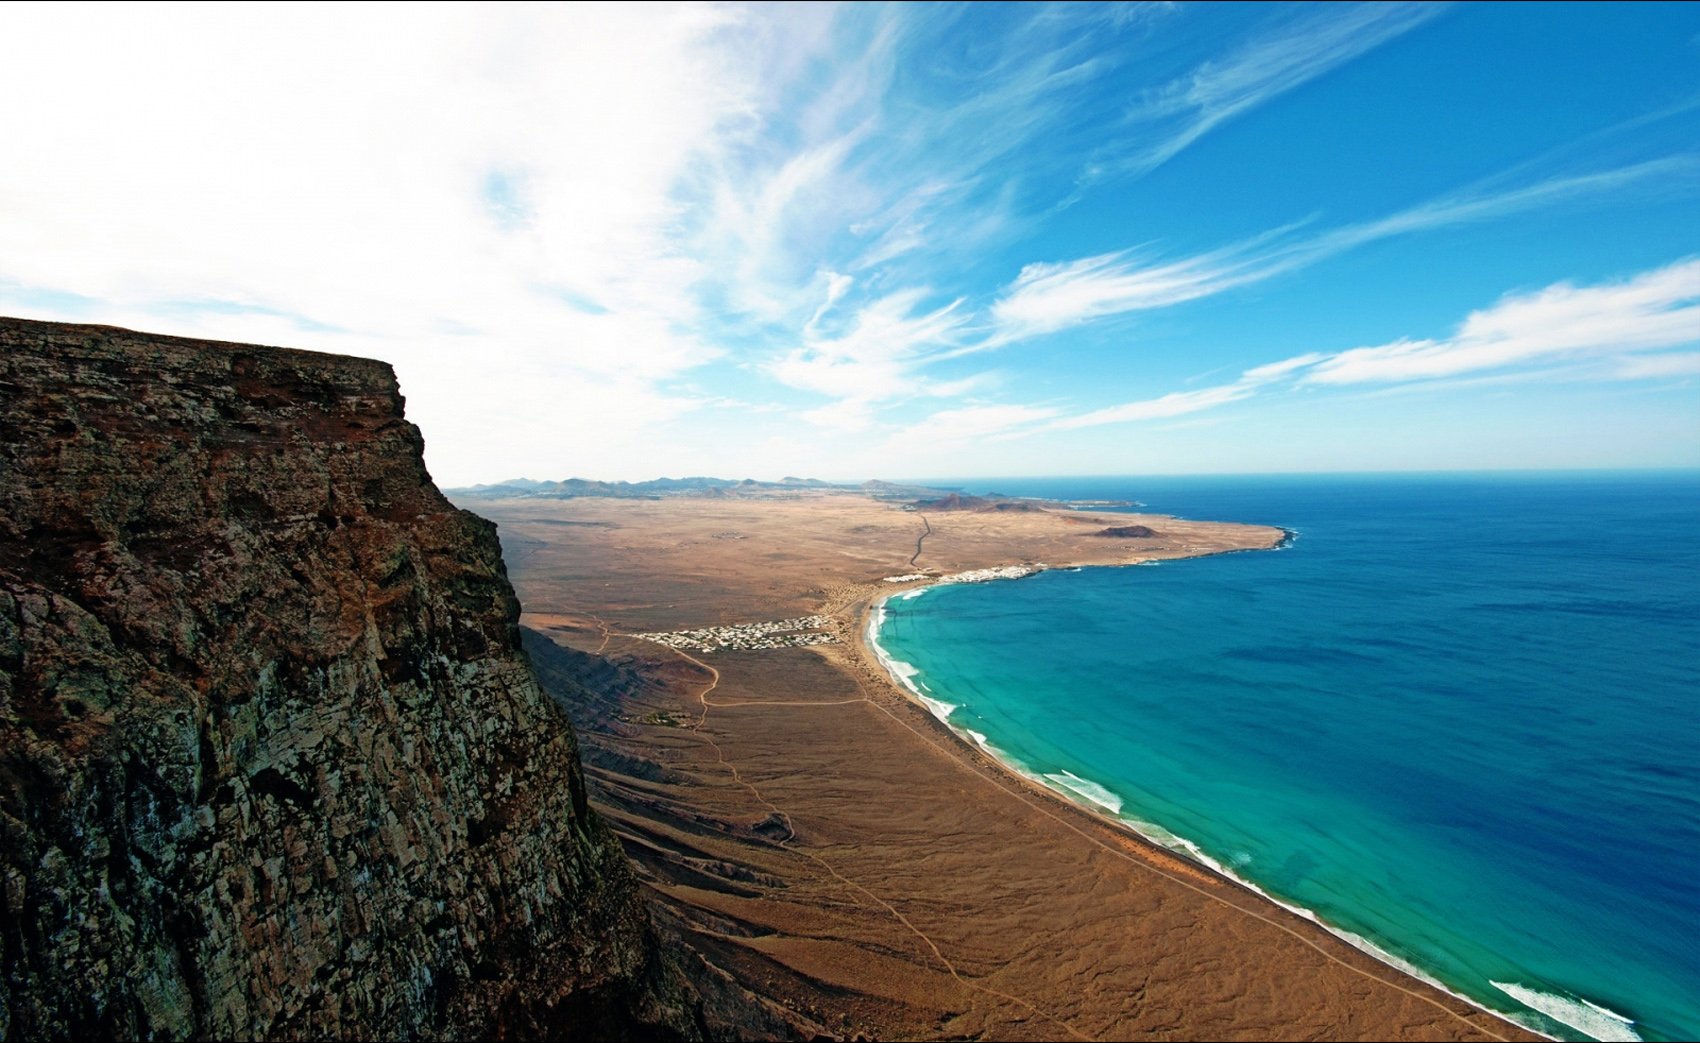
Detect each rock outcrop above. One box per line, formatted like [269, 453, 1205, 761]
[0, 318, 701, 1039]
[909, 493, 1046, 513]
[1092, 524, 1160, 539]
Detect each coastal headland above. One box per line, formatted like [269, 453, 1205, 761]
[463, 487, 1539, 1042]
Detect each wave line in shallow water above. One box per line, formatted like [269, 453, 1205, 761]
[866, 598, 955, 723]
[1042, 770, 1124, 814]
[1492, 981, 1641, 1042]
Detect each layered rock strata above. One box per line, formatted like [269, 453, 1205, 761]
[0, 318, 698, 1040]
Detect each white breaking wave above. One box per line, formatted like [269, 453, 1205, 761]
[864, 591, 1579, 1040]
[866, 597, 953, 721]
[1492, 981, 1640, 1042]
[1043, 770, 1124, 814]
[866, 586, 1590, 1042]
[882, 653, 921, 693]
[1093, 812, 1516, 1030]
[917, 694, 956, 722]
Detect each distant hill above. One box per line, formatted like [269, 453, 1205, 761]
[860, 479, 958, 501]
[448, 475, 812, 499]
[1092, 524, 1160, 538]
[909, 492, 1048, 513]
[450, 475, 961, 501]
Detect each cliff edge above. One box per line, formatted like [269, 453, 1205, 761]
[0, 318, 701, 1039]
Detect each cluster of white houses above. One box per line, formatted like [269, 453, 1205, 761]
[636, 615, 838, 654]
[939, 564, 1043, 583]
[883, 564, 1043, 586]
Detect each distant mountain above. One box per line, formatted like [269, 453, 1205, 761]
[860, 479, 958, 501]
[447, 475, 976, 502]
[909, 492, 1048, 513]
[1092, 524, 1160, 538]
[450, 475, 857, 499]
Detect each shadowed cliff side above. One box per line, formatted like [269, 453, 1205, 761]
[0, 318, 725, 1040]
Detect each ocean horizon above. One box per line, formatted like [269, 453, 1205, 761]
[870, 470, 1700, 1042]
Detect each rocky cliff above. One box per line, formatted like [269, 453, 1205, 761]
[0, 318, 703, 1040]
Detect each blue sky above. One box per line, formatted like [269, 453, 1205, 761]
[2, 2, 1696, 485]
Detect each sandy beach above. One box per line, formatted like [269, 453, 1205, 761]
[464, 488, 1539, 1041]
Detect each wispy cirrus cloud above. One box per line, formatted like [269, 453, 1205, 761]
[986, 228, 1298, 343]
[762, 149, 1697, 431]
[0, 4, 759, 485]
[768, 288, 974, 426]
[1049, 383, 1259, 430]
[1048, 350, 1323, 431]
[1612, 352, 1700, 380]
[886, 403, 1063, 447]
[1046, 258, 1700, 431]
[987, 157, 1700, 344]
[1089, 2, 1446, 179]
[4, 3, 1694, 481]
[688, 3, 1128, 332]
[1301, 258, 1700, 384]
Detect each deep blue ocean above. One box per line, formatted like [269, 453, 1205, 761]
[870, 472, 1699, 1042]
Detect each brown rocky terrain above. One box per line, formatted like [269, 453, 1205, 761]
[0, 318, 780, 1040]
[470, 491, 1538, 1043]
[1092, 524, 1160, 538]
[909, 493, 1048, 513]
[0, 315, 1543, 1043]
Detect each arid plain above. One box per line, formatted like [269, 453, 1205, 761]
[464, 488, 1536, 1042]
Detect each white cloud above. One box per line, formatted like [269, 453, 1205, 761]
[889, 403, 1060, 445]
[797, 398, 880, 434]
[1305, 258, 1700, 384]
[0, 4, 756, 486]
[1050, 383, 1256, 430]
[1045, 258, 1700, 432]
[3, 5, 1692, 482]
[770, 289, 974, 427]
[1241, 352, 1329, 383]
[1314, 157, 1700, 254]
[985, 159, 1697, 345]
[1613, 352, 1700, 379]
[987, 236, 1288, 341]
[1044, 343, 1325, 431]
[684, 3, 1144, 348]
[1099, 2, 1444, 177]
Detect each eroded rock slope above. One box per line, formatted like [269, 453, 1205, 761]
[0, 318, 700, 1040]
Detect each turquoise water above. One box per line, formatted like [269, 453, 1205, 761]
[871, 473, 1700, 1042]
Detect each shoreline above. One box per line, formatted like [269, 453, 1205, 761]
[851, 552, 1562, 1043]
[475, 489, 1550, 1041]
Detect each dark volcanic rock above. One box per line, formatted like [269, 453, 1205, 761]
[1092, 524, 1160, 538]
[0, 319, 703, 1040]
[910, 493, 1046, 513]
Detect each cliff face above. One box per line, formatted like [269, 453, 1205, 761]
[0, 318, 696, 1039]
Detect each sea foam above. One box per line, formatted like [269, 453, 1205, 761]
[867, 596, 954, 723]
[1492, 982, 1641, 1042]
[1042, 769, 1124, 814]
[868, 474, 1700, 1041]
[868, 589, 1555, 1040]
